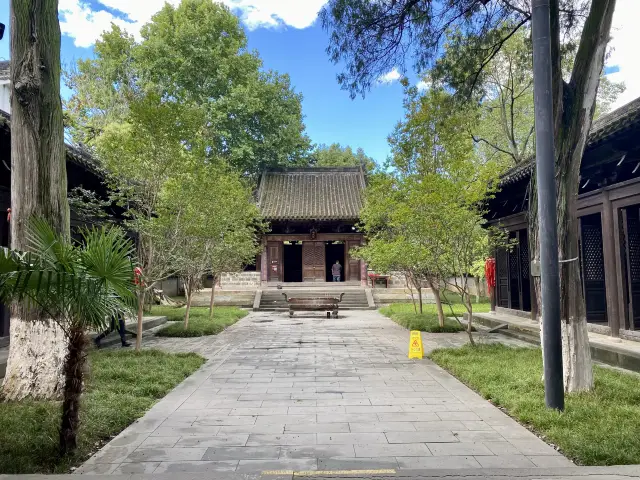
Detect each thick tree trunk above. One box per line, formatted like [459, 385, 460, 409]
[417, 286, 423, 314]
[428, 279, 445, 327]
[59, 327, 86, 455]
[2, 0, 70, 400]
[531, 0, 616, 393]
[465, 294, 475, 346]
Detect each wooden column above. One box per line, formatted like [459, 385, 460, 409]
[602, 191, 620, 336]
[260, 240, 268, 283]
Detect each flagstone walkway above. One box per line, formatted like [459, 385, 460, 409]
[77, 309, 572, 475]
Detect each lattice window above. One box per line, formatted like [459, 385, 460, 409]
[627, 214, 640, 282]
[581, 224, 605, 281]
[497, 248, 508, 279]
[509, 247, 519, 279]
[519, 233, 530, 278]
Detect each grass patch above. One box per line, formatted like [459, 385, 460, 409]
[154, 306, 247, 337]
[429, 343, 640, 466]
[0, 349, 205, 474]
[380, 293, 489, 333]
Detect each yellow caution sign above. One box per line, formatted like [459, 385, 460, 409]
[408, 330, 423, 359]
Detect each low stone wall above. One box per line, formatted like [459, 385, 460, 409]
[219, 271, 260, 289]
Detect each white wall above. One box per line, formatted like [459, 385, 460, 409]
[0, 81, 10, 113]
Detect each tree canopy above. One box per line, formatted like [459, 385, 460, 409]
[65, 0, 312, 179]
[310, 143, 376, 172]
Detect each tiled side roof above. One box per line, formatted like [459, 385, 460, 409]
[500, 96, 640, 186]
[0, 108, 104, 177]
[258, 167, 366, 221]
[0, 61, 9, 81]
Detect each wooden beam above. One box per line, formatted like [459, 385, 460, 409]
[601, 190, 620, 335]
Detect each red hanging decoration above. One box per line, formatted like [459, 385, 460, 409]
[133, 266, 144, 286]
[485, 257, 496, 288]
[6, 208, 10, 222]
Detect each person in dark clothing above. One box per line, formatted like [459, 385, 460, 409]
[331, 260, 342, 282]
[94, 312, 131, 348]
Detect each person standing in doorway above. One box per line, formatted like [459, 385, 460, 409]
[332, 260, 342, 282]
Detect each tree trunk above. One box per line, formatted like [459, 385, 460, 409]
[465, 293, 475, 346]
[184, 291, 192, 330]
[2, 0, 70, 401]
[417, 286, 423, 314]
[135, 292, 144, 351]
[428, 279, 445, 327]
[530, 0, 616, 393]
[209, 274, 217, 319]
[59, 327, 86, 455]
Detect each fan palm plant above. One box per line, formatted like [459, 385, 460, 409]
[0, 218, 136, 455]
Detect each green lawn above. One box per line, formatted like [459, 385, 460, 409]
[153, 305, 247, 337]
[429, 344, 640, 466]
[0, 349, 205, 474]
[380, 293, 489, 333]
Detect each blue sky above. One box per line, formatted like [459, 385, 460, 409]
[1, 0, 638, 165]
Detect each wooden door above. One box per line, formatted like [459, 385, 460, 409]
[624, 208, 640, 329]
[579, 215, 607, 322]
[302, 241, 325, 282]
[267, 241, 282, 282]
[346, 240, 361, 281]
[496, 247, 509, 308]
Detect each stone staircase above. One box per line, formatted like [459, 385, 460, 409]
[258, 288, 372, 310]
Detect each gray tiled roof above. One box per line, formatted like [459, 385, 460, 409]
[257, 167, 366, 221]
[500, 96, 640, 186]
[0, 61, 9, 81]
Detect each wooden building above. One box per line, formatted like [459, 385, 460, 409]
[487, 97, 640, 338]
[0, 109, 111, 339]
[256, 167, 367, 285]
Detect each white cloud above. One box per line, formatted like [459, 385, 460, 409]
[416, 80, 429, 92]
[58, 0, 328, 48]
[378, 67, 401, 85]
[605, 0, 640, 109]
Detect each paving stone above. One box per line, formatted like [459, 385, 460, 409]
[354, 443, 432, 458]
[427, 442, 494, 456]
[475, 454, 537, 468]
[246, 434, 316, 446]
[395, 455, 482, 469]
[510, 439, 562, 456]
[175, 434, 249, 447]
[202, 446, 281, 461]
[139, 436, 181, 448]
[125, 448, 207, 463]
[153, 461, 239, 473]
[318, 456, 399, 470]
[217, 424, 285, 435]
[150, 426, 222, 437]
[484, 441, 523, 455]
[349, 422, 417, 433]
[385, 431, 458, 444]
[285, 423, 350, 433]
[236, 458, 317, 473]
[527, 455, 576, 467]
[435, 411, 481, 421]
[377, 412, 440, 422]
[452, 430, 506, 442]
[280, 445, 356, 459]
[317, 413, 379, 423]
[317, 432, 388, 445]
[194, 416, 257, 426]
[112, 462, 161, 474]
[412, 421, 467, 431]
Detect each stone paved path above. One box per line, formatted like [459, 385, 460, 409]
[78, 309, 572, 475]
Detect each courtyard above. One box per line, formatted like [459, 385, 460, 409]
[78, 310, 571, 475]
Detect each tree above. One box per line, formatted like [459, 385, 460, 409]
[161, 161, 262, 325]
[0, 219, 136, 454]
[94, 96, 189, 351]
[310, 143, 376, 172]
[321, 0, 619, 392]
[65, 0, 312, 180]
[2, 0, 71, 401]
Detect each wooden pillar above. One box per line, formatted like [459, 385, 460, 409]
[260, 239, 268, 283]
[602, 191, 620, 336]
